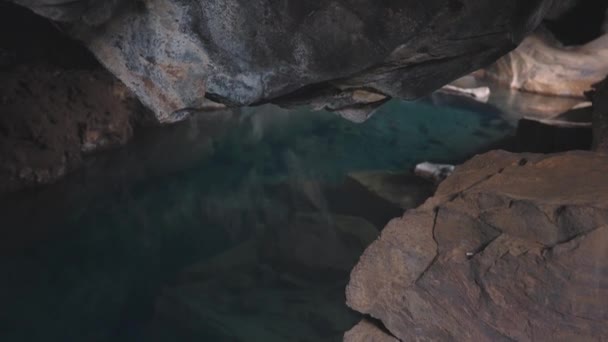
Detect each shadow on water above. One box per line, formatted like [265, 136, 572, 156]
[0, 96, 520, 341]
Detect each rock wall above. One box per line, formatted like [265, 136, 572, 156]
[484, 30, 608, 98]
[12, 0, 560, 123]
[346, 150, 608, 341]
[0, 66, 140, 193]
[0, 2, 149, 193]
[483, 1, 608, 98]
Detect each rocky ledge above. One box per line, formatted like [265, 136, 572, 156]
[346, 150, 608, 341]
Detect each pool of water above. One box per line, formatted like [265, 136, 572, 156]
[0, 96, 517, 342]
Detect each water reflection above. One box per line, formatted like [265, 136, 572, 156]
[0, 98, 515, 341]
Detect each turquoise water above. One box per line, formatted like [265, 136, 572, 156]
[0, 97, 515, 341]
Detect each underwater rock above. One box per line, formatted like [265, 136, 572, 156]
[348, 171, 434, 210]
[154, 213, 377, 342]
[156, 272, 358, 342]
[347, 150, 608, 341]
[181, 212, 380, 280]
[11, 0, 559, 122]
[275, 213, 379, 275]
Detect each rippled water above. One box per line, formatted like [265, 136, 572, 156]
[0, 96, 517, 342]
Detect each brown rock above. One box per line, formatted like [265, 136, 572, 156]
[0, 65, 142, 193]
[276, 213, 379, 275]
[0, 3, 153, 194]
[344, 320, 398, 342]
[346, 150, 608, 341]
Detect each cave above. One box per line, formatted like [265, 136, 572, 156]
[544, 0, 608, 45]
[1, 1, 607, 341]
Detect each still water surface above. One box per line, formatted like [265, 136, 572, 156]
[0, 95, 517, 341]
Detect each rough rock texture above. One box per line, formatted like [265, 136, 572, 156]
[0, 2, 149, 193]
[0, 65, 142, 193]
[346, 150, 608, 341]
[484, 29, 608, 98]
[12, 0, 561, 122]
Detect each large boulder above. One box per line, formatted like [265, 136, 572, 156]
[346, 150, 608, 341]
[11, 0, 560, 122]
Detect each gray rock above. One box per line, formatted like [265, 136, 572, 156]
[12, 0, 560, 123]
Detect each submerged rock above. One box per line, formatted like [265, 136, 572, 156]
[154, 212, 379, 341]
[11, 0, 559, 122]
[348, 171, 434, 210]
[274, 212, 379, 275]
[346, 150, 608, 341]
